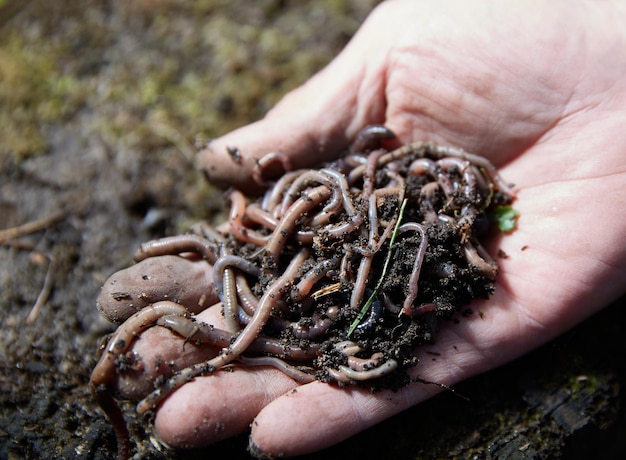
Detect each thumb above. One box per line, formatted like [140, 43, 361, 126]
[196, 10, 392, 193]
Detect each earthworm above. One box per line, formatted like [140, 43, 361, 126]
[280, 170, 338, 217]
[469, 164, 490, 195]
[189, 221, 228, 244]
[249, 335, 321, 360]
[236, 356, 316, 383]
[90, 301, 191, 459]
[252, 151, 293, 187]
[134, 234, 220, 264]
[438, 157, 478, 202]
[320, 212, 365, 240]
[156, 314, 230, 347]
[437, 156, 469, 174]
[290, 311, 335, 339]
[381, 292, 401, 315]
[95, 127, 515, 453]
[326, 367, 352, 383]
[265, 187, 331, 263]
[228, 189, 270, 246]
[353, 148, 384, 195]
[280, 169, 353, 229]
[136, 361, 217, 414]
[92, 384, 131, 460]
[435, 144, 515, 196]
[418, 181, 441, 223]
[221, 248, 310, 362]
[320, 167, 356, 215]
[261, 170, 302, 216]
[350, 255, 372, 311]
[221, 266, 239, 332]
[91, 301, 190, 385]
[245, 202, 320, 244]
[351, 215, 396, 257]
[235, 272, 259, 316]
[226, 248, 310, 360]
[291, 257, 340, 302]
[347, 352, 385, 371]
[436, 171, 456, 198]
[352, 124, 396, 154]
[409, 158, 437, 176]
[212, 255, 263, 297]
[244, 202, 278, 228]
[347, 142, 417, 181]
[397, 222, 428, 316]
[342, 151, 367, 168]
[367, 184, 405, 249]
[335, 340, 362, 356]
[336, 358, 398, 381]
[351, 182, 405, 310]
[155, 313, 321, 359]
[402, 302, 437, 317]
[463, 241, 498, 277]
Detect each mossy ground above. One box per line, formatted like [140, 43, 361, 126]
[1, 1, 624, 459]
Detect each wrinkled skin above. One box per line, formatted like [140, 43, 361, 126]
[98, 0, 626, 456]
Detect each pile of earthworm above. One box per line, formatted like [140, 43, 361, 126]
[91, 126, 514, 458]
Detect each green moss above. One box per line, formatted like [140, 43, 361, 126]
[568, 373, 600, 395]
[1, 0, 373, 165]
[0, 34, 90, 161]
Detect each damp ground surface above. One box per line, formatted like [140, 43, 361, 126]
[1, 1, 625, 459]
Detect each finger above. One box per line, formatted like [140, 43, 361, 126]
[197, 73, 373, 193]
[153, 364, 300, 448]
[115, 303, 225, 400]
[97, 255, 217, 324]
[247, 380, 432, 458]
[197, 6, 394, 193]
[247, 343, 470, 457]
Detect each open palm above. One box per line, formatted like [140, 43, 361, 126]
[104, 0, 626, 456]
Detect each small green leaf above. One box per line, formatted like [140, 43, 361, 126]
[493, 205, 519, 232]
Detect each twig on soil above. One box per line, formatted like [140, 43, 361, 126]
[0, 211, 65, 244]
[26, 252, 56, 324]
[0, 211, 64, 323]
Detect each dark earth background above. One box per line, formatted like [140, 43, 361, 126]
[1, 1, 625, 459]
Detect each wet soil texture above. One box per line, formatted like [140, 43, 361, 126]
[1, 1, 625, 459]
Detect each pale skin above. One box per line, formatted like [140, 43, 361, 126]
[100, 0, 626, 456]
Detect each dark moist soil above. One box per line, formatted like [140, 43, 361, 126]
[1, 1, 625, 459]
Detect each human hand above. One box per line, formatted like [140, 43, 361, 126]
[99, 0, 626, 456]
